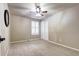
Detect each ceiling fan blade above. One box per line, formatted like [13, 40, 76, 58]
[41, 14, 44, 16]
[42, 11, 48, 13]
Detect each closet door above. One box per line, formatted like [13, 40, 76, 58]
[41, 20, 48, 40]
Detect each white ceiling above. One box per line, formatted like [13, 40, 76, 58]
[8, 3, 79, 20]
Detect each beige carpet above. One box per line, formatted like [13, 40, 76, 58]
[8, 39, 79, 56]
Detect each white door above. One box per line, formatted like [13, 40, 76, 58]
[0, 18, 2, 56]
[0, 15, 4, 56]
[41, 20, 48, 40]
[0, 4, 3, 55]
[0, 3, 7, 56]
[0, 5, 3, 55]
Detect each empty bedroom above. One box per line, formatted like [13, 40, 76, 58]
[0, 3, 79, 56]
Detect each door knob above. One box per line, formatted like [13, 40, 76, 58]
[0, 36, 5, 43]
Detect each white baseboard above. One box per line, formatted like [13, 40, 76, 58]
[5, 48, 9, 56]
[44, 40, 79, 52]
[29, 38, 41, 41]
[10, 38, 41, 44]
[10, 40, 28, 44]
[5, 46, 9, 56]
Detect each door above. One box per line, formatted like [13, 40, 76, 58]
[0, 3, 7, 56]
[0, 18, 2, 56]
[41, 20, 48, 40]
[0, 4, 3, 55]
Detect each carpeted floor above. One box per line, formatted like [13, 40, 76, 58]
[8, 39, 79, 56]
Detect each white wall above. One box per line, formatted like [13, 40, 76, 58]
[10, 15, 31, 42]
[0, 3, 10, 56]
[41, 5, 79, 50]
[10, 14, 41, 42]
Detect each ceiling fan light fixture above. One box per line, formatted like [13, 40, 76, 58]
[34, 3, 47, 17]
[36, 8, 40, 13]
[36, 13, 41, 16]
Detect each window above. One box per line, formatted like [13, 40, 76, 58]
[31, 21, 39, 35]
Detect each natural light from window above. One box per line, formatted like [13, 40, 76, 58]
[31, 21, 39, 35]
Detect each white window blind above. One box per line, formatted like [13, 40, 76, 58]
[31, 21, 39, 35]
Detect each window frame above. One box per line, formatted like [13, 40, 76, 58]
[31, 21, 39, 35]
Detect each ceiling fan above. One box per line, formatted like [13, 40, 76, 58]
[35, 3, 48, 16]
